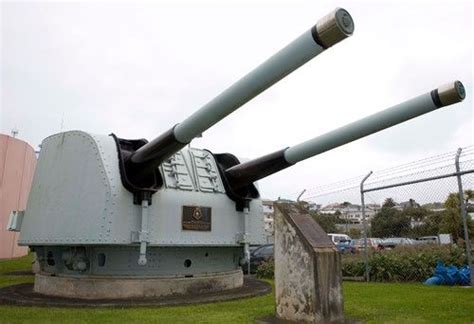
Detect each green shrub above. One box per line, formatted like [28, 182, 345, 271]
[342, 245, 467, 282]
[255, 259, 274, 279]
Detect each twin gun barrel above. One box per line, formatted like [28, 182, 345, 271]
[115, 8, 465, 202]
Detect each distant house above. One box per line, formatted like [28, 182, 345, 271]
[308, 203, 321, 212]
[261, 199, 275, 243]
[319, 202, 380, 224]
[423, 202, 446, 212]
[319, 203, 341, 215]
[260, 199, 323, 243]
[395, 199, 421, 210]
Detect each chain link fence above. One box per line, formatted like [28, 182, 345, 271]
[302, 146, 474, 284]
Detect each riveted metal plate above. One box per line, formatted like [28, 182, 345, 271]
[189, 149, 225, 193]
[161, 152, 194, 190]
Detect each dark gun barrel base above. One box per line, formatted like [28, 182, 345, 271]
[124, 126, 187, 190]
[224, 149, 292, 192]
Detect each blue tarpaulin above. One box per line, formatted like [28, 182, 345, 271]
[424, 261, 471, 286]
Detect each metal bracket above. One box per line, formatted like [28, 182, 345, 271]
[137, 200, 150, 266]
[7, 211, 25, 232]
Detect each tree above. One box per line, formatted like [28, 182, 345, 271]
[464, 189, 474, 213]
[347, 228, 362, 239]
[382, 198, 396, 209]
[444, 193, 459, 210]
[311, 213, 338, 233]
[370, 204, 410, 238]
[464, 189, 474, 202]
[439, 192, 474, 242]
[410, 211, 442, 237]
[439, 208, 464, 242]
[403, 206, 430, 222]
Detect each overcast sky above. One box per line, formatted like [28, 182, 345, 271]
[1, 0, 472, 201]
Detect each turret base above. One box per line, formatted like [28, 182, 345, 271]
[33, 270, 243, 299]
[0, 277, 271, 307]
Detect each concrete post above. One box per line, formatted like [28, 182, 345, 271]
[274, 203, 344, 323]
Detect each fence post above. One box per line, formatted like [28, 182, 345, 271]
[360, 171, 373, 282]
[296, 189, 306, 202]
[455, 148, 473, 286]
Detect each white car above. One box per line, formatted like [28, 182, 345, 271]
[327, 233, 351, 244]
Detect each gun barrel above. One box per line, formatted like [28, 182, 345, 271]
[225, 81, 466, 191]
[126, 8, 354, 186]
[173, 8, 354, 144]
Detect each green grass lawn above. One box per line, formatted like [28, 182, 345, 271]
[0, 255, 473, 323]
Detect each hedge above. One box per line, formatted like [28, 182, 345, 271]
[342, 245, 467, 282]
[255, 259, 275, 279]
[252, 245, 467, 282]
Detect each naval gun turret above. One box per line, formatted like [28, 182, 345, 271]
[9, 8, 466, 299]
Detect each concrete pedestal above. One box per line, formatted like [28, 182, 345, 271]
[274, 203, 344, 323]
[34, 269, 243, 299]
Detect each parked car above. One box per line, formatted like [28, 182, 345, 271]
[328, 233, 351, 244]
[352, 238, 382, 252]
[242, 244, 274, 274]
[378, 237, 416, 250]
[249, 245, 262, 253]
[336, 239, 356, 254]
[415, 236, 439, 245]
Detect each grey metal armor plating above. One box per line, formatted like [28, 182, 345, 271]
[19, 132, 263, 275]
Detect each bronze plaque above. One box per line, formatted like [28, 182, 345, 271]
[182, 206, 211, 231]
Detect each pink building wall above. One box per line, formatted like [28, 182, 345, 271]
[0, 134, 37, 259]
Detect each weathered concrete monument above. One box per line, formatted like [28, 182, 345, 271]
[274, 203, 343, 323]
[7, 5, 466, 321]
